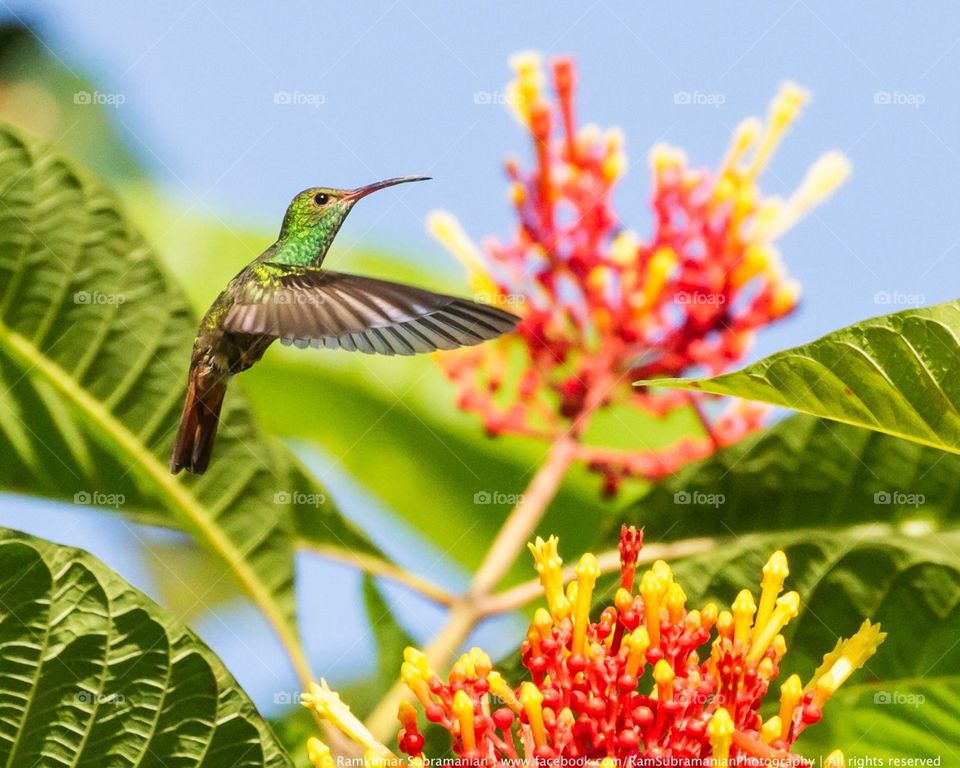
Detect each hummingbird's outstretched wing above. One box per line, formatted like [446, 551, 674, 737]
[222, 264, 519, 355]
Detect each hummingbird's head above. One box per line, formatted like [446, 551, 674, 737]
[278, 176, 430, 244]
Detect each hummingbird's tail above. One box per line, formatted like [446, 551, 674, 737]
[170, 360, 228, 475]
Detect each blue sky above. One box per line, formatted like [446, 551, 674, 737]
[3, 0, 960, 712]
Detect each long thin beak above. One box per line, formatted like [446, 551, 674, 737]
[344, 175, 431, 201]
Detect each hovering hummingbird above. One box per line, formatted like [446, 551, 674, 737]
[170, 177, 519, 475]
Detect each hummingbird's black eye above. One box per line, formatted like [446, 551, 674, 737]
[313, 192, 329, 206]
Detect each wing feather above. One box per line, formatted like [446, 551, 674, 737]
[224, 265, 519, 356]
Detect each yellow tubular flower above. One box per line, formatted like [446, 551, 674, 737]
[611, 230, 639, 267]
[746, 592, 799, 664]
[807, 620, 887, 706]
[307, 737, 334, 768]
[701, 602, 719, 631]
[716, 610, 734, 641]
[602, 127, 628, 181]
[745, 81, 810, 182]
[625, 626, 650, 678]
[302, 679, 393, 758]
[572, 553, 600, 655]
[520, 682, 547, 746]
[716, 116, 762, 188]
[779, 674, 803, 740]
[453, 689, 476, 752]
[487, 671, 521, 713]
[666, 582, 687, 625]
[653, 659, 675, 701]
[507, 50, 543, 125]
[528, 536, 572, 621]
[426, 211, 498, 297]
[732, 589, 757, 644]
[708, 707, 734, 764]
[755, 551, 789, 635]
[760, 716, 782, 745]
[640, 570, 664, 648]
[769, 151, 852, 238]
[650, 142, 687, 178]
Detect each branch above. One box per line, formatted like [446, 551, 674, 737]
[303, 542, 457, 607]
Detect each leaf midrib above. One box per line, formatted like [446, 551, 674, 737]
[0, 321, 312, 685]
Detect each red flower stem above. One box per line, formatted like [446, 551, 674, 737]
[688, 392, 720, 449]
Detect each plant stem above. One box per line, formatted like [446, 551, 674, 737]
[364, 371, 610, 741]
[467, 433, 579, 598]
[688, 392, 720, 449]
[364, 432, 579, 738]
[304, 543, 457, 607]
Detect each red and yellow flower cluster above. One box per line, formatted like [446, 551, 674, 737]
[429, 54, 850, 490]
[303, 525, 883, 768]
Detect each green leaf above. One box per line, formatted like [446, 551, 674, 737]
[614, 415, 960, 544]
[0, 526, 293, 767]
[0, 123, 376, 682]
[636, 301, 960, 454]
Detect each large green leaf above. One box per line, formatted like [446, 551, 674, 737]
[0, 527, 293, 767]
[0, 124, 376, 683]
[637, 301, 960, 454]
[613, 414, 960, 544]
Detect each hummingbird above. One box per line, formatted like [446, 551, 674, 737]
[170, 177, 519, 475]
